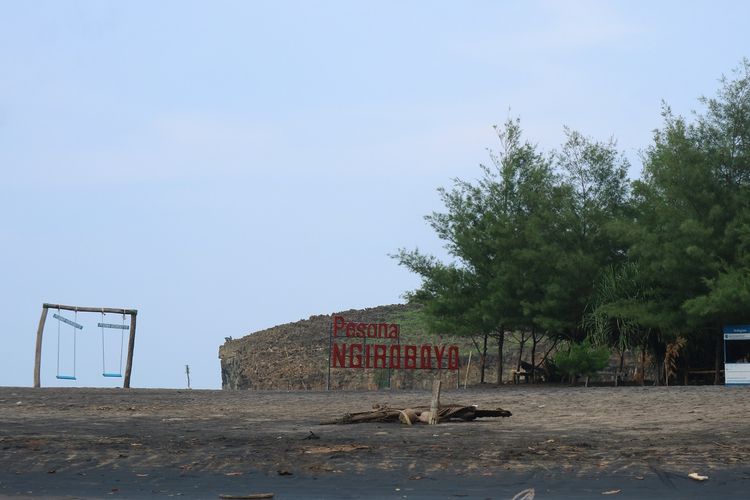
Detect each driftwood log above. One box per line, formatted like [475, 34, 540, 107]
[320, 404, 511, 425]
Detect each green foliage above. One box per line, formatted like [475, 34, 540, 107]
[553, 341, 611, 381]
[584, 262, 653, 352]
[389, 306, 479, 353]
[396, 59, 750, 382]
[631, 59, 750, 333]
[394, 117, 631, 342]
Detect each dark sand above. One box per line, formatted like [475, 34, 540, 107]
[1, 385, 749, 498]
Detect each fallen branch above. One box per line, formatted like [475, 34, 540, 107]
[320, 404, 511, 425]
[218, 494, 274, 500]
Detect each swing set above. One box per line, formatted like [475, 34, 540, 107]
[33, 303, 138, 388]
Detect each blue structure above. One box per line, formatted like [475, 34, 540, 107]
[724, 325, 750, 385]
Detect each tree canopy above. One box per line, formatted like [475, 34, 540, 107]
[396, 60, 750, 383]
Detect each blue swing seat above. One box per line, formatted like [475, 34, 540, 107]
[56, 375, 76, 380]
[102, 372, 122, 378]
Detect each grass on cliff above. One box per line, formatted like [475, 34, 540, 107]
[390, 306, 481, 354]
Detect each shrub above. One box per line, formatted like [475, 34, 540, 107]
[554, 340, 611, 385]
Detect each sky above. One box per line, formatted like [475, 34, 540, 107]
[1, 1, 749, 389]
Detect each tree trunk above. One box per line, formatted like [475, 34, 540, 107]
[539, 338, 560, 368]
[640, 347, 646, 386]
[480, 333, 488, 384]
[714, 329, 722, 385]
[616, 351, 624, 387]
[654, 350, 664, 386]
[515, 331, 527, 384]
[530, 328, 538, 382]
[496, 331, 505, 385]
[469, 337, 484, 385]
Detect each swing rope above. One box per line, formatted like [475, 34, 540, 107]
[73, 309, 77, 379]
[119, 311, 126, 376]
[100, 309, 124, 378]
[55, 307, 78, 381]
[56, 307, 61, 377]
[101, 311, 106, 375]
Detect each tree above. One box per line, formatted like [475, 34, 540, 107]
[537, 129, 631, 342]
[396, 118, 632, 384]
[396, 60, 750, 387]
[395, 117, 552, 383]
[629, 60, 750, 382]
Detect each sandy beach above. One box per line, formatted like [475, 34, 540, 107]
[1, 385, 749, 498]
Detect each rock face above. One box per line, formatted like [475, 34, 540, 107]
[218, 303, 469, 390]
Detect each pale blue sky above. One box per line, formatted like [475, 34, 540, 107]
[1, 1, 748, 388]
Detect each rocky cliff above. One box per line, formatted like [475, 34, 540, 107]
[218, 303, 478, 390]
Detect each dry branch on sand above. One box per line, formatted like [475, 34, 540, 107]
[319, 403, 511, 425]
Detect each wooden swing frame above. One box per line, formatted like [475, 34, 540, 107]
[33, 303, 138, 388]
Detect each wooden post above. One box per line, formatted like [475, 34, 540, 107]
[123, 312, 137, 389]
[326, 320, 332, 391]
[429, 378, 441, 425]
[42, 303, 137, 315]
[33, 306, 49, 388]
